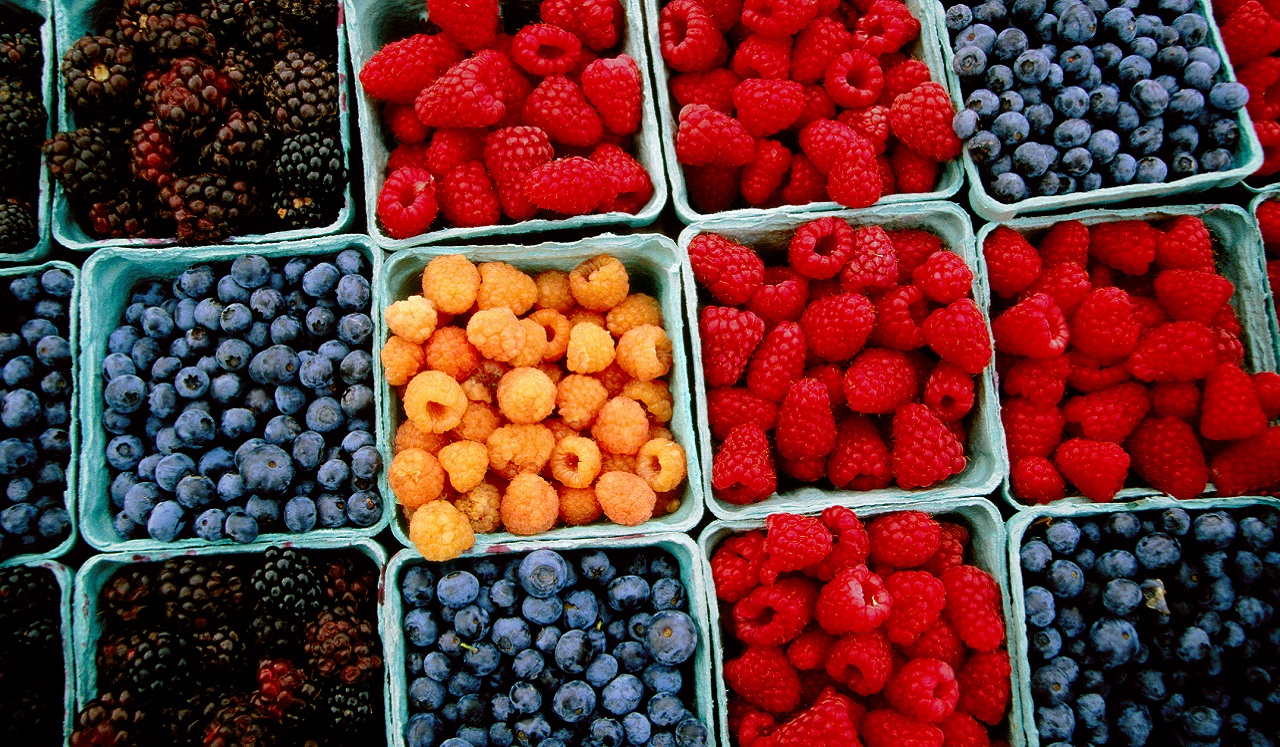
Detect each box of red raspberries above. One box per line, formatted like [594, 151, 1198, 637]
[647, 0, 964, 221]
[986, 205, 1280, 507]
[685, 205, 1004, 519]
[349, 0, 664, 246]
[702, 499, 1017, 747]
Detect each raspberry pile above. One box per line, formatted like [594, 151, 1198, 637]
[359, 0, 653, 239]
[0, 565, 64, 743]
[1213, 0, 1280, 178]
[1256, 196, 1280, 303]
[71, 547, 383, 746]
[658, 0, 961, 212]
[947, 0, 1250, 202]
[382, 253, 690, 561]
[1018, 506, 1279, 746]
[101, 250, 381, 544]
[690, 218, 993, 504]
[987, 215, 1280, 504]
[400, 547, 710, 747]
[0, 267, 74, 560]
[712, 508, 1011, 747]
[45, 0, 346, 244]
[0, 7, 47, 254]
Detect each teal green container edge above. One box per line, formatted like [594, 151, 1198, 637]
[76, 236, 392, 553]
[0, 260, 79, 567]
[344, 0, 667, 250]
[1004, 494, 1280, 747]
[929, 0, 1264, 222]
[978, 203, 1280, 511]
[377, 234, 706, 551]
[680, 203, 1006, 522]
[698, 496, 1022, 747]
[382, 533, 716, 747]
[0, 0, 53, 263]
[50, 0, 354, 251]
[644, 0, 963, 225]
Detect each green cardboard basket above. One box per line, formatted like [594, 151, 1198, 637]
[643, 0, 964, 225]
[51, 0, 355, 251]
[0, 261, 79, 566]
[698, 495, 1023, 747]
[978, 204, 1280, 510]
[0, 0, 53, 263]
[681, 203, 1005, 521]
[344, 0, 667, 249]
[76, 236, 392, 552]
[382, 533, 716, 747]
[1004, 494, 1280, 747]
[377, 235, 705, 552]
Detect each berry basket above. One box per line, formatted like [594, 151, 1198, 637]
[50, 0, 355, 251]
[344, 0, 667, 249]
[932, 0, 1264, 222]
[382, 532, 716, 747]
[377, 234, 705, 550]
[644, 0, 964, 225]
[1004, 494, 1280, 747]
[697, 495, 1024, 747]
[0, 0, 54, 263]
[76, 236, 391, 552]
[683, 202, 1005, 521]
[3, 559, 76, 743]
[979, 203, 1280, 510]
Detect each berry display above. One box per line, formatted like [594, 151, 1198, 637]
[99, 249, 381, 544]
[0, 6, 46, 253]
[0, 564, 65, 743]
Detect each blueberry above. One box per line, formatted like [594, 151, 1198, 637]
[1031, 626, 1063, 660]
[174, 409, 215, 448]
[337, 313, 373, 346]
[651, 578, 686, 611]
[644, 610, 697, 665]
[957, 23, 998, 55]
[174, 474, 215, 509]
[648, 693, 686, 727]
[973, 0, 1006, 24]
[280, 495, 315, 532]
[1059, 44, 1093, 79]
[1061, 146, 1092, 176]
[1034, 12, 1057, 42]
[986, 65, 1017, 96]
[1101, 6, 1136, 42]
[1210, 81, 1249, 111]
[1181, 59, 1213, 92]
[237, 443, 293, 495]
[249, 288, 283, 320]
[1032, 664, 1072, 705]
[1013, 142, 1056, 177]
[946, 3, 973, 30]
[1015, 48, 1052, 83]
[1026, 586, 1057, 627]
[1092, 41, 1122, 69]
[1057, 3, 1096, 43]
[1036, 702, 1076, 742]
[1086, 128, 1120, 163]
[146, 500, 185, 541]
[968, 131, 1004, 165]
[438, 570, 480, 608]
[1054, 117, 1091, 148]
[513, 648, 545, 680]
[1195, 511, 1237, 547]
[510, 681, 542, 715]
[1090, 617, 1139, 667]
[227, 256, 269, 290]
[1128, 124, 1162, 155]
[349, 444, 380, 480]
[954, 45, 988, 77]
[244, 321, 269, 349]
[608, 576, 651, 611]
[990, 111, 1031, 148]
[341, 386, 374, 417]
[1103, 578, 1143, 616]
[347, 491, 381, 526]
[1024, 103, 1055, 136]
[1023, 540, 1054, 572]
[1110, 152, 1137, 183]
[999, 90, 1024, 114]
[302, 263, 340, 297]
[991, 171, 1029, 202]
[104, 374, 147, 414]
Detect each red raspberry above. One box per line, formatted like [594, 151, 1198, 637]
[939, 712, 990, 747]
[726, 645, 802, 714]
[1127, 416, 1208, 500]
[1211, 426, 1280, 496]
[708, 387, 778, 440]
[591, 143, 654, 214]
[1066, 287, 1141, 363]
[1258, 120, 1280, 177]
[800, 293, 876, 362]
[1054, 437, 1130, 502]
[982, 226, 1042, 298]
[1259, 200, 1280, 249]
[687, 164, 741, 212]
[871, 285, 928, 350]
[868, 510, 941, 567]
[384, 103, 430, 144]
[825, 415, 892, 490]
[734, 576, 819, 645]
[791, 16, 853, 84]
[922, 522, 968, 578]
[844, 349, 916, 414]
[1153, 269, 1234, 325]
[478, 51, 534, 119]
[688, 233, 766, 305]
[741, 0, 821, 38]
[671, 68, 740, 113]
[541, 0, 622, 51]
[815, 565, 892, 635]
[689, 0, 743, 29]
[905, 619, 965, 670]
[1254, 371, 1280, 418]
[1221, 0, 1280, 67]
[883, 58, 931, 101]
[794, 84, 838, 130]
[511, 23, 582, 76]
[1009, 455, 1065, 504]
[415, 55, 507, 128]
[377, 167, 438, 239]
[483, 126, 552, 220]
[806, 363, 846, 409]
[659, 0, 728, 72]
[360, 33, 464, 104]
[731, 34, 793, 80]
[752, 687, 861, 747]
[428, 0, 497, 49]
[521, 76, 603, 147]
[746, 322, 807, 402]
[731, 79, 806, 139]
[923, 361, 975, 422]
[886, 658, 958, 723]
[736, 707, 777, 747]
[913, 250, 973, 304]
[922, 299, 994, 375]
[888, 143, 939, 193]
[418, 128, 485, 179]
[1090, 220, 1158, 275]
[581, 55, 642, 136]
[1022, 261, 1091, 317]
[523, 156, 609, 215]
[438, 161, 500, 228]
[1037, 219, 1090, 266]
[808, 506, 872, 575]
[762, 512, 833, 579]
[841, 105, 891, 154]
[826, 630, 892, 695]
[1062, 381, 1150, 442]
[1068, 350, 1132, 392]
[1001, 397, 1065, 462]
[387, 141, 432, 173]
[1155, 215, 1215, 272]
[701, 305, 766, 388]
[749, 267, 809, 324]
[714, 422, 778, 504]
[712, 529, 767, 602]
[888, 82, 960, 161]
[1126, 321, 1219, 382]
[780, 455, 826, 482]
[1150, 381, 1200, 419]
[741, 140, 792, 205]
[787, 628, 835, 670]
[776, 378, 838, 461]
[827, 139, 882, 209]
[788, 217, 854, 279]
[940, 565, 1005, 652]
[1200, 362, 1268, 441]
[890, 228, 943, 282]
[862, 709, 944, 747]
[1002, 355, 1069, 407]
[991, 294, 1069, 359]
[884, 570, 946, 646]
[824, 50, 883, 109]
[955, 650, 1011, 725]
[1242, 56, 1280, 122]
[1131, 295, 1171, 332]
[841, 225, 898, 294]
[676, 104, 756, 166]
[798, 119, 862, 174]
[855, 0, 922, 55]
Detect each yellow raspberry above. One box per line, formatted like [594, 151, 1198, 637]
[496, 367, 557, 424]
[487, 424, 555, 479]
[424, 326, 480, 381]
[453, 402, 500, 443]
[384, 295, 439, 344]
[591, 396, 650, 455]
[507, 318, 548, 367]
[382, 335, 425, 386]
[404, 371, 468, 434]
[453, 482, 501, 533]
[396, 420, 450, 454]
[637, 438, 688, 492]
[566, 323, 615, 374]
[537, 362, 563, 386]
[649, 425, 675, 442]
[615, 325, 672, 382]
[606, 293, 664, 338]
[528, 308, 571, 361]
[623, 379, 674, 423]
[500, 473, 559, 535]
[601, 452, 637, 473]
[535, 270, 575, 312]
[595, 471, 656, 526]
[557, 485, 602, 526]
[595, 363, 629, 397]
[477, 262, 538, 315]
[567, 308, 607, 329]
[422, 254, 481, 315]
[550, 435, 602, 488]
[437, 440, 490, 492]
[462, 360, 509, 403]
[544, 417, 579, 442]
[556, 375, 609, 430]
[410, 500, 475, 561]
[569, 255, 630, 311]
[389, 448, 445, 511]
[467, 307, 526, 362]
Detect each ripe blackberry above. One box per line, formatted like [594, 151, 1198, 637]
[268, 188, 333, 229]
[222, 46, 264, 103]
[202, 108, 273, 174]
[1, 676, 62, 743]
[115, 0, 188, 49]
[100, 566, 156, 631]
[267, 0, 336, 27]
[193, 625, 249, 678]
[272, 127, 344, 193]
[118, 630, 194, 698]
[0, 199, 36, 252]
[132, 69, 163, 119]
[251, 547, 322, 620]
[159, 171, 255, 244]
[0, 78, 47, 148]
[88, 186, 166, 239]
[250, 605, 304, 653]
[129, 120, 174, 186]
[251, 658, 317, 722]
[43, 126, 127, 200]
[69, 690, 149, 747]
[61, 34, 137, 115]
[303, 611, 382, 684]
[322, 681, 373, 735]
[0, 28, 42, 84]
[153, 56, 234, 142]
[203, 698, 275, 747]
[320, 558, 378, 617]
[243, 11, 299, 60]
[158, 557, 247, 631]
[264, 49, 337, 136]
[199, 0, 255, 37]
[148, 13, 218, 65]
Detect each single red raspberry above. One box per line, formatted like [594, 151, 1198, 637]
[1257, 119, 1280, 177]
[725, 645, 802, 714]
[1242, 56, 1280, 122]
[384, 103, 430, 144]
[1090, 220, 1159, 275]
[806, 505, 871, 576]
[788, 216, 854, 279]
[1126, 321, 1219, 382]
[841, 104, 891, 154]
[701, 305, 766, 388]
[884, 570, 946, 646]
[1150, 380, 1200, 419]
[714, 422, 778, 504]
[991, 294, 1069, 359]
[791, 16, 853, 84]
[377, 167, 438, 239]
[1001, 397, 1065, 462]
[591, 143, 654, 214]
[871, 285, 928, 350]
[886, 658, 958, 723]
[746, 322, 808, 402]
[843, 349, 916, 414]
[708, 387, 778, 440]
[478, 50, 535, 118]
[787, 628, 835, 670]
[752, 687, 860, 747]
[521, 75, 603, 147]
[1066, 287, 1141, 363]
[1254, 371, 1280, 418]
[800, 293, 876, 362]
[955, 650, 1011, 725]
[1258, 199, 1280, 249]
[1153, 269, 1234, 325]
[1002, 355, 1067, 408]
[1131, 295, 1171, 332]
[417, 128, 485, 179]
[415, 54, 507, 128]
[814, 564, 891, 635]
[1155, 215, 1215, 272]
[541, 0, 622, 51]
[511, 23, 582, 76]
[386, 141, 432, 174]
[827, 138, 882, 208]
[887, 228, 942, 282]
[855, 0, 922, 55]
[741, 140, 792, 205]
[1021, 261, 1091, 317]
[939, 712, 991, 747]
[581, 55, 642, 136]
[982, 226, 1042, 298]
[888, 82, 960, 162]
[737, 707, 778, 747]
[862, 709, 944, 747]
[883, 58, 931, 101]
[734, 576, 819, 645]
[780, 455, 827, 482]
[428, 0, 497, 49]
[1221, 0, 1280, 67]
[840, 225, 898, 294]
[687, 164, 741, 212]
[671, 68, 740, 113]
[713, 529, 767, 602]
[826, 630, 892, 695]
[888, 143, 939, 193]
[905, 619, 965, 669]
[762, 512, 833, 578]
[1062, 381, 1150, 442]
[1068, 350, 1132, 392]
[923, 361, 975, 422]
[1200, 362, 1268, 441]
[1127, 416, 1208, 500]
[676, 104, 756, 166]
[798, 119, 862, 174]
[731, 34, 793, 80]
[688, 0, 743, 29]
[923, 299, 994, 375]
[776, 378, 838, 461]
[730, 79, 806, 140]
[749, 267, 809, 324]
[806, 364, 847, 410]
[941, 565, 1005, 653]
[913, 250, 973, 304]
[741, 0, 821, 38]
[1010, 455, 1066, 504]
[688, 233, 766, 305]
[824, 50, 883, 109]
[360, 33, 464, 104]
[523, 156, 609, 215]
[1037, 219, 1090, 266]
[794, 84, 838, 130]
[484, 125, 553, 181]
[923, 521, 968, 577]
[659, 0, 728, 72]
[438, 161, 500, 228]
[868, 509, 942, 568]
[1053, 437, 1130, 502]
[1210, 426, 1280, 496]
[825, 415, 892, 491]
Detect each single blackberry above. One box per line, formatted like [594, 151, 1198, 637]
[96, 632, 140, 687]
[115, 0, 189, 49]
[243, 11, 299, 60]
[272, 128, 344, 193]
[202, 108, 273, 174]
[222, 46, 264, 103]
[249, 604, 305, 653]
[302, 611, 381, 684]
[118, 630, 194, 698]
[193, 625, 249, 678]
[153, 56, 234, 142]
[322, 681, 373, 735]
[251, 658, 318, 723]
[43, 125, 127, 200]
[266, 0, 336, 27]
[69, 690, 149, 747]
[157, 556, 247, 631]
[319, 557, 378, 617]
[148, 13, 219, 65]
[61, 35, 137, 115]
[0, 198, 36, 252]
[132, 69, 163, 119]
[268, 189, 334, 229]
[99, 566, 156, 631]
[88, 186, 166, 239]
[0, 29, 42, 84]
[203, 698, 276, 747]
[129, 119, 174, 186]
[264, 49, 337, 136]
[251, 547, 322, 621]
[0, 78, 47, 148]
[159, 171, 255, 243]
[199, 0, 256, 36]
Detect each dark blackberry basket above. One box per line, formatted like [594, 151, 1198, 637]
[0, 0, 53, 262]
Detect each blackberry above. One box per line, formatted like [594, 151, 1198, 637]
[100, 566, 156, 631]
[115, 0, 189, 49]
[203, 698, 276, 747]
[1, 675, 62, 742]
[159, 171, 255, 244]
[88, 186, 165, 239]
[222, 46, 264, 104]
[0, 566, 54, 629]
[251, 547, 322, 620]
[266, 0, 336, 27]
[118, 630, 194, 698]
[128, 120, 174, 187]
[320, 557, 378, 617]
[0, 199, 36, 252]
[322, 681, 373, 735]
[202, 108, 273, 174]
[153, 56, 234, 142]
[272, 128, 344, 193]
[303, 611, 382, 684]
[69, 690, 149, 747]
[0, 29, 42, 84]
[250, 604, 305, 653]
[157, 556, 247, 631]
[157, 689, 221, 746]
[61, 35, 137, 115]
[193, 625, 249, 678]
[251, 658, 317, 722]
[43, 126, 127, 200]
[132, 69, 163, 119]
[199, 0, 256, 37]
[148, 13, 219, 65]
[242, 11, 299, 60]
[264, 49, 337, 136]
[268, 189, 334, 229]
[0, 78, 47, 149]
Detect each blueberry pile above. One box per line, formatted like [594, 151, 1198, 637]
[102, 249, 382, 544]
[1020, 506, 1280, 747]
[946, 0, 1251, 202]
[401, 548, 710, 747]
[0, 267, 74, 559]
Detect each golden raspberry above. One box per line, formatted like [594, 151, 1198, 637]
[382, 335, 425, 387]
[384, 295, 439, 344]
[615, 325, 672, 382]
[566, 323, 615, 374]
[389, 448, 445, 511]
[637, 438, 688, 492]
[467, 308, 526, 362]
[595, 363, 629, 397]
[568, 308, 607, 329]
[535, 270, 575, 312]
[454, 482, 501, 533]
[404, 371, 469, 434]
[487, 424, 555, 479]
[497, 367, 557, 424]
[595, 471, 656, 526]
[537, 362, 563, 385]
[569, 255, 630, 311]
[591, 396, 650, 455]
[623, 380, 673, 423]
[606, 293, 663, 338]
[437, 440, 490, 492]
[396, 420, 449, 454]
[550, 435, 602, 488]
[461, 360, 509, 403]
[528, 309, 572, 361]
[601, 452, 637, 473]
[557, 485, 602, 526]
[544, 417, 579, 442]
[507, 318, 548, 367]
[649, 425, 675, 441]
[453, 402, 500, 443]
[556, 375, 609, 430]
[477, 262, 538, 315]
[410, 500, 475, 561]
[424, 326, 480, 381]
[422, 254, 481, 315]
[500, 473, 559, 535]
